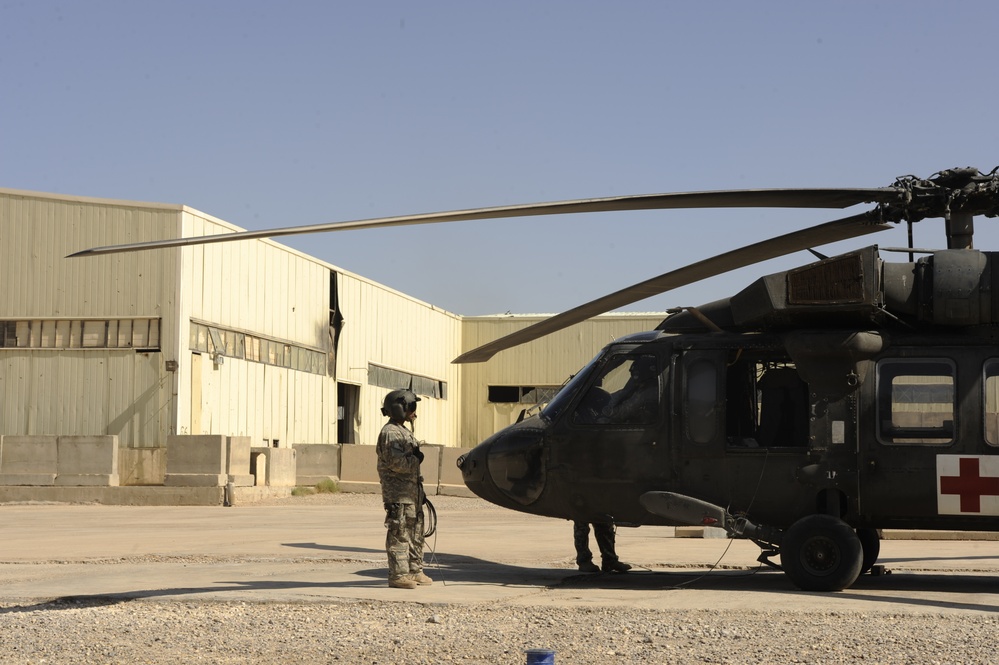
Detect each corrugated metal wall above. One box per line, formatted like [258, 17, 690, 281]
[183, 211, 331, 343]
[0, 190, 182, 320]
[177, 210, 336, 445]
[0, 190, 182, 446]
[0, 350, 168, 445]
[336, 273, 462, 447]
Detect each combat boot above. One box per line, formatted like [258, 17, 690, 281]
[602, 560, 632, 573]
[389, 576, 418, 589]
[410, 571, 433, 586]
[577, 561, 600, 573]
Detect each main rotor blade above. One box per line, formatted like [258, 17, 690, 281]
[67, 188, 898, 257]
[453, 211, 891, 364]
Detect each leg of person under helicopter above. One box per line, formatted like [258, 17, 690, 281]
[593, 523, 632, 573]
[573, 521, 601, 572]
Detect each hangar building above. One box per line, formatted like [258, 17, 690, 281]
[0, 188, 664, 481]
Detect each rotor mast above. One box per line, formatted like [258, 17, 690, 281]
[947, 211, 974, 250]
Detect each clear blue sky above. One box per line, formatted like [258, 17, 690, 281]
[3, 1, 998, 316]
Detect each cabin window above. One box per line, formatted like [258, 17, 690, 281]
[686, 358, 717, 443]
[982, 360, 999, 446]
[572, 353, 660, 426]
[876, 359, 955, 445]
[725, 358, 808, 448]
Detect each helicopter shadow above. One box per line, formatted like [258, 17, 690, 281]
[554, 565, 999, 613]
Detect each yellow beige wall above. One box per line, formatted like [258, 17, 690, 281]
[335, 273, 462, 448]
[175, 210, 337, 446]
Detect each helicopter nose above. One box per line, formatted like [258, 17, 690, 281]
[457, 444, 486, 485]
[458, 424, 547, 508]
[457, 442, 494, 502]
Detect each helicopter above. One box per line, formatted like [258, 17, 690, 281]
[73, 166, 999, 591]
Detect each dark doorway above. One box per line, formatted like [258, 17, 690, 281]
[337, 383, 359, 444]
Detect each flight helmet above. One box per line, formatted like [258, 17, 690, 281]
[381, 389, 420, 420]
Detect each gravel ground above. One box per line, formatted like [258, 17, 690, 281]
[1, 492, 995, 664]
[1, 597, 996, 664]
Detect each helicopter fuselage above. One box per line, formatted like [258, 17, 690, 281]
[458, 247, 999, 536]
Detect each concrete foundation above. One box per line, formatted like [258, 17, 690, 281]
[0, 437, 473, 505]
[0, 485, 292, 506]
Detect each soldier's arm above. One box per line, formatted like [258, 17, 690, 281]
[379, 430, 420, 474]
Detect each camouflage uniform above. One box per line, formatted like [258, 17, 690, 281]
[574, 521, 617, 566]
[377, 420, 425, 583]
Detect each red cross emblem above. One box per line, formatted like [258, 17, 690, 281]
[937, 455, 999, 515]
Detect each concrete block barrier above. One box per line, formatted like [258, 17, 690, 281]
[165, 435, 227, 487]
[0, 436, 58, 485]
[250, 447, 297, 487]
[293, 443, 341, 486]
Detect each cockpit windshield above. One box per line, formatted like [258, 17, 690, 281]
[540, 354, 603, 421]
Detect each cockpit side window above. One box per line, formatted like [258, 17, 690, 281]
[572, 353, 661, 426]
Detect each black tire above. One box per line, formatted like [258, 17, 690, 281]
[856, 527, 881, 575]
[781, 514, 864, 591]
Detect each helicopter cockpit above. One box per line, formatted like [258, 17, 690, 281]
[572, 353, 660, 427]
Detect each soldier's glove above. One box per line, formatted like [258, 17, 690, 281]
[413, 448, 425, 463]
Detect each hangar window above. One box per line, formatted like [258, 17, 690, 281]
[368, 363, 447, 400]
[190, 321, 326, 376]
[488, 386, 560, 404]
[0, 318, 160, 350]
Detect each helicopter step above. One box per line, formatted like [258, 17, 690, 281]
[640, 491, 872, 592]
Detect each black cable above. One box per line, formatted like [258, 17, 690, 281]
[423, 496, 437, 538]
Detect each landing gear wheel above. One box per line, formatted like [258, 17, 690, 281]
[781, 514, 864, 591]
[856, 527, 881, 575]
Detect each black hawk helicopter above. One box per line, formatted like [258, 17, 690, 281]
[74, 166, 999, 591]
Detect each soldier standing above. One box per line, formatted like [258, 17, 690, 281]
[376, 389, 433, 589]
